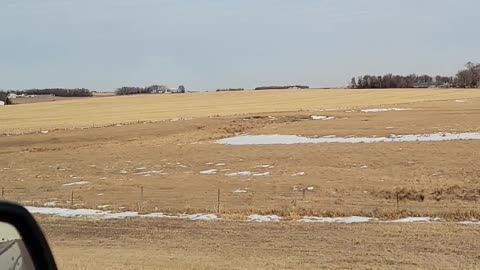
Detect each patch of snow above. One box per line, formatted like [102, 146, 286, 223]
[99, 177, 107, 180]
[216, 132, 480, 145]
[300, 216, 371, 224]
[360, 108, 410, 113]
[119, 170, 128, 174]
[389, 217, 431, 223]
[200, 169, 217, 175]
[458, 220, 480, 225]
[97, 205, 111, 209]
[255, 164, 272, 168]
[215, 163, 226, 166]
[307, 186, 314, 191]
[205, 162, 214, 165]
[248, 214, 281, 223]
[360, 165, 369, 169]
[63, 181, 88, 186]
[182, 213, 219, 221]
[40, 130, 49, 134]
[97, 193, 104, 196]
[233, 189, 248, 193]
[311, 115, 335, 121]
[43, 202, 58, 207]
[292, 172, 305, 176]
[136, 167, 147, 170]
[134, 170, 168, 175]
[253, 172, 270, 177]
[455, 99, 465, 103]
[26, 206, 219, 221]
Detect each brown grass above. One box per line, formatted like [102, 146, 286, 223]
[38, 216, 480, 270]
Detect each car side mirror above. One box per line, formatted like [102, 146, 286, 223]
[0, 201, 57, 270]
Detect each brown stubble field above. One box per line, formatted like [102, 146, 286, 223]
[0, 89, 480, 269]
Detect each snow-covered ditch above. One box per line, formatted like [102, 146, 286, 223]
[25, 207, 480, 225]
[216, 132, 480, 145]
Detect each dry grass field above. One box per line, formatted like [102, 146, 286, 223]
[1, 89, 480, 269]
[1, 88, 480, 134]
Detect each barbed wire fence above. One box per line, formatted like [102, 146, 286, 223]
[1, 185, 478, 218]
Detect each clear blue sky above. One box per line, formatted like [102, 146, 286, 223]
[1, 0, 478, 91]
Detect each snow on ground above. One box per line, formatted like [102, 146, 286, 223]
[215, 163, 226, 166]
[26, 206, 219, 221]
[255, 165, 274, 168]
[311, 115, 335, 121]
[455, 99, 466, 103]
[63, 181, 88, 186]
[200, 169, 218, 175]
[24, 207, 479, 225]
[233, 189, 248, 193]
[226, 171, 270, 177]
[292, 172, 305, 176]
[248, 214, 281, 223]
[134, 170, 168, 175]
[216, 132, 480, 145]
[300, 216, 371, 224]
[458, 220, 480, 225]
[360, 108, 410, 113]
[388, 217, 431, 223]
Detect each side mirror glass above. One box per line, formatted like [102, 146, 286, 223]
[0, 202, 57, 270]
[0, 222, 35, 269]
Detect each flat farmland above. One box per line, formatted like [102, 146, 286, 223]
[1, 89, 480, 134]
[1, 89, 480, 269]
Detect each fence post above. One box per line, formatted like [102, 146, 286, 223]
[396, 192, 399, 211]
[140, 186, 144, 211]
[217, 188, 221, 214]
[71, 190, 74, 206]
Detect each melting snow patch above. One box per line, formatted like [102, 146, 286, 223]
[134, 170, 168, 175]
[360, 165, 369, 169]
[300, 216, 371, 224]
[458, 220, 480, 225]
[253, 172, 270, 177]
[389, 217, 431, 223]
[233, 189, 248, 193]
[182, 213, 219, 221]
[40, 130, 49, 134]
[455, 100, 466, 103]
[226, 171, 252, 177]
[255, 165, 273, 168]
[215, 163, 226, 166]
[248, 214, 281, 223]
[360, 108, 410, 113]
[216, 132, 480, 145]
[200, 169, 217, 175]
[26, 206, 219, 221]
[43, 202, 58, 207]
[292, 172, 305, 176]
[63, 181, 88, 186]
[97, 205, 111, 209]
[311, 115, 335, 121]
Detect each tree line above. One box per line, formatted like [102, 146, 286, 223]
[115, 85, 186, 95]
[8, 88, 93, 97]
[350, 62, 480, 89]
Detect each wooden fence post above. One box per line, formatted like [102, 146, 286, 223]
[217, 188, 221, 214]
